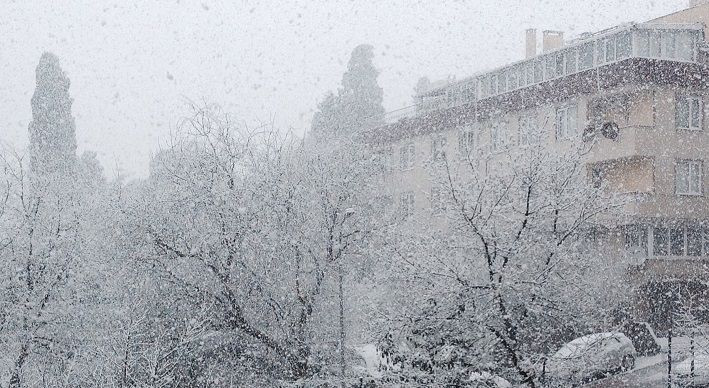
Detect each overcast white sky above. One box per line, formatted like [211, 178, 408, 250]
[0, 0, 688, 178]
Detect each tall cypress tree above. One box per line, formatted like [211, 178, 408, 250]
[28, 52, 77, 177]
[311, 44, 385, 137]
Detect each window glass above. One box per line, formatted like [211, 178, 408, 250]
[676, 160, 703, 195]
[459, 126, 475, 156]
[596, 39, 606, 64]
[519, 113, 538, 146]
[616, 32, 632, 59]
[605, 37, 616, 62]
[400, 192, 415, 219]
[662, 31, 676, 59]
[400, 143, 415, 170]
[491, 122, 503, 152]
[688, 227, 702, 256]
[635, 31, 649, 57]
[670, 227, 684, 255]
[676, 96, 690, 129]
[649, 31, 661, 57]
[677, 31, 694, 61]
[431, 186, 446, 215]
[676, 95, 702, 130]
[579, 43, 594, 69]
[691, 97, 702, 129]
[534, 60, 544, 83]
[556, 104, 578, 140]
[565, 49, 577, 74]
[432, 137, 447, 161]
[545, 56, 556, 79]
[624, 225, 648, 255]
[555, 53, 565, 76]
[509, 68, 518, 90]
[525, 64, 534, 86]
[654, 227, 668, 256]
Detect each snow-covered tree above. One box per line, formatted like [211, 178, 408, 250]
[311, 44, 385, 137]
[118, 104, 377, 385]
[27, 52, 77, 179]
[378, 144, 626, 387]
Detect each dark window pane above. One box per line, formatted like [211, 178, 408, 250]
[677, 97, 690, 129]
[688, 227, 702, 256]
[654, 227, 668, 256]
[670, 227, 684, 256]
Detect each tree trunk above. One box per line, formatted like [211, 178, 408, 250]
[8, 342, 30, 388]
[339, 265, 346, 388]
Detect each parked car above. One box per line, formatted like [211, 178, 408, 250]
[673, 354, 709, 387]
[545, 332, 637, 386]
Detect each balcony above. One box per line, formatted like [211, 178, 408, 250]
[584, 125, 655, 164]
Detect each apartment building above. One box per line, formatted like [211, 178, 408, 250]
[366, 3, 709, 331]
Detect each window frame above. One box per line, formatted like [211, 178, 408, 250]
[675, 159, 703, 196]
[399, 142, 416, 171]
[555, 103, 578, 141]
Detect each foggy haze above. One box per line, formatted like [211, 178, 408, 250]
[0, 0, 686, 177]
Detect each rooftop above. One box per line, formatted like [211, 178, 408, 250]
[382, 21, 705, 126]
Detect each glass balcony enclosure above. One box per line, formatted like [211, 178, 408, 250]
[411, 23, 704, 117]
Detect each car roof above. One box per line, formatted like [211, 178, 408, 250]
[553, 332, 627, 359]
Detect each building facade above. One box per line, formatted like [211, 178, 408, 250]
[366, 3, 709, 331]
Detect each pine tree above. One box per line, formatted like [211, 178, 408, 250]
[28, 52, 77, 178]
[311, 44, 385, 137]
[338, 44, 385, 131]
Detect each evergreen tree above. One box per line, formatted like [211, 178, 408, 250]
[28, 52, 77, 177]
[311, 44, 385, 137]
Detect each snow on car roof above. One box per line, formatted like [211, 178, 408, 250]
[553, 332, 628, 359]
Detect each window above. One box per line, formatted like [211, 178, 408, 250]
[400, 191, 415, 219]
[676, 95, 703, 131]
[616, 32, 632, 59]
[604, 37, 616, 63]
[662, 32, 676, 59]
[579, 42, 594, 70]
[654, 224, 707, 257]
[653, 226, 668, 256]
[624, 224, 648, 256]
[675, 160, 702, 195]
[491, 122, 503, 153]
[555, 52, 565, 77]
[509, 68, 518, 90]
[399, 143, 416, 170]
[432, 137, 447, 162]
[687, 227, 703, 256]
[375, 146, 393, 173]
[677, 31, 695, 61]
[525, 63, 534, 86]
[649, 31, 661, 57]
[670, 227, 684, 255]
[636, 31, 649, 57]
[565, 49, 577, 74]
[458, 126, 475, 156]
[591, 166, 604, 188]
[556, 104, 578, 140]
[518, 113, 538, 146]
[534, 60, 544, 83]
[431, 186, 446, 215]
[490, 75, 499, 95]
[545, 55, 557, 79]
